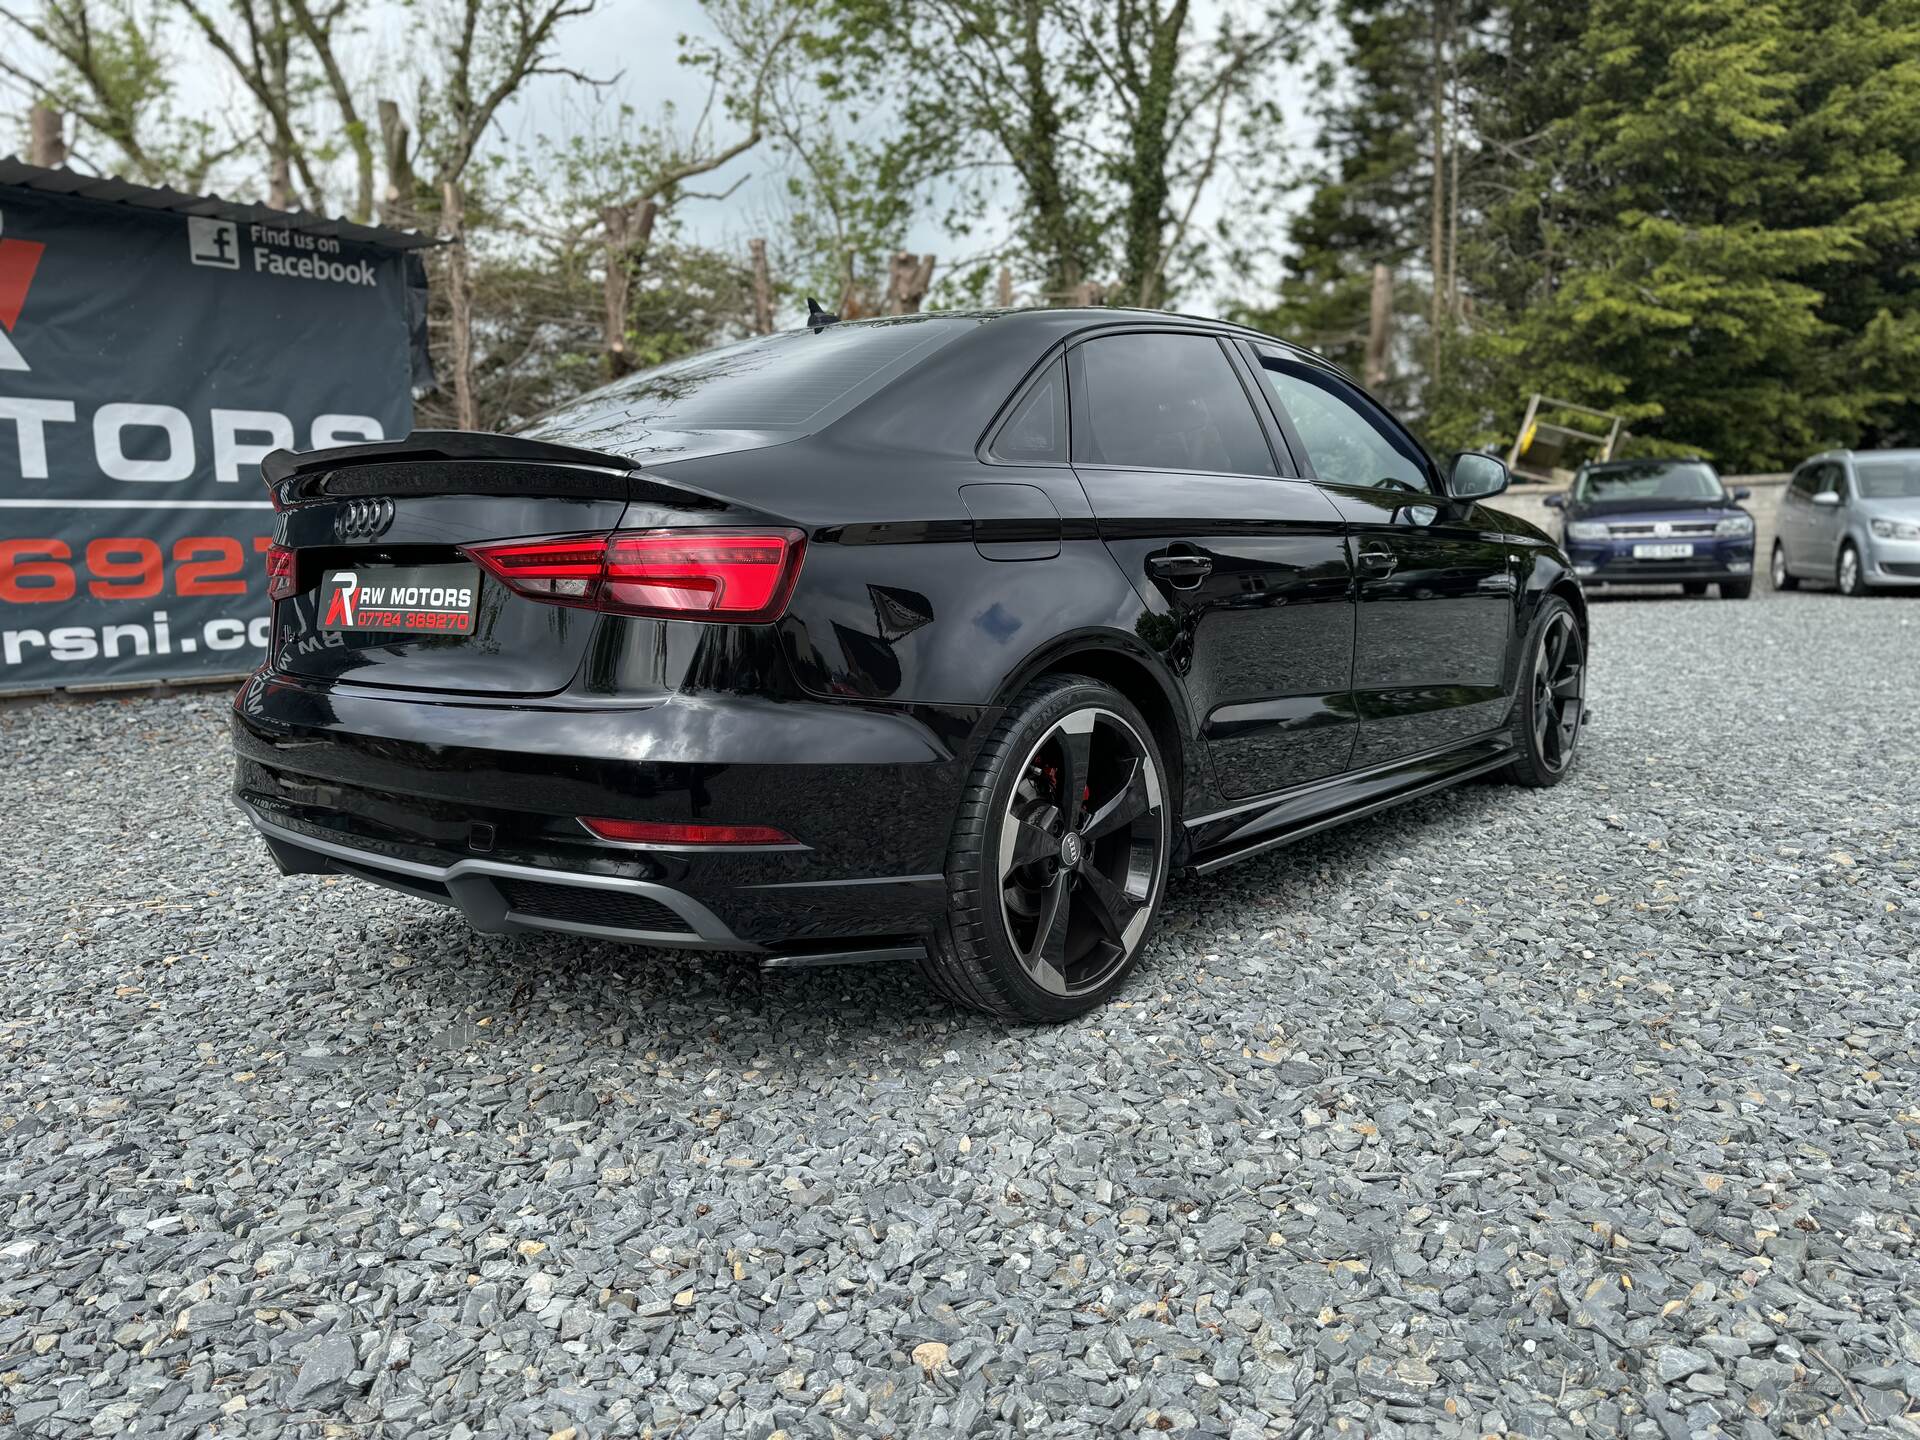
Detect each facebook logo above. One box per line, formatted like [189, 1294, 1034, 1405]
[187, 217, 240, 270]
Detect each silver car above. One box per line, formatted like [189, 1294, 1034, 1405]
[1772, 450, 1920, 595]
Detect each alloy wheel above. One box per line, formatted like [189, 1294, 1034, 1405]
[998, 708, 1165, 998]
[1770, 545, 1788, 589]
[1532, 610, 1585, 773]
[1839, 546, 1861, 596]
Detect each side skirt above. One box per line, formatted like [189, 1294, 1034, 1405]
[1183, 735, 1516, 877]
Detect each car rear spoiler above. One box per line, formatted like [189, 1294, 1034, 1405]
[261, 429, 639, 487]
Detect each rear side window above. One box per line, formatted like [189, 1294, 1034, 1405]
[523, 318, 966, 440]
[990, 359, 1067, 463]
[1071, 334, 1275, 476]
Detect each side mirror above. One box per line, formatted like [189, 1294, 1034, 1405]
[1731, 486, 1752, 501]
[1542, 492, 1568, 510]
[1812, 491, 1841, 507]
[1446, 451, 1510, 502]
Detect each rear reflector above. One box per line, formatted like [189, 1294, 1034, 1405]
[265, 544, 296, 601]
[464, 528, 805, 622]
[579, 816, 798, 848]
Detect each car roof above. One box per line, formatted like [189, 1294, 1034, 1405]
[821, 305, 1327, 365]
[1578, 456, 1711, 471]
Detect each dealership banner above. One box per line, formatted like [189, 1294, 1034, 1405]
[0, 185, 420, 692]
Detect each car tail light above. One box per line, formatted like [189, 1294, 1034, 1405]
[464, 529, 805, 622]
[579, 816, 799, 848]
[265, 544, 297, 601]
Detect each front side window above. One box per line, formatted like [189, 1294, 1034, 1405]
[1815, 463, 1844, 498]
[1855, 456, 1920, 500]
[1255, 359, 1431, 493]
[1071, 334, 1275, 476]
[1573, 461, 1724, 505]
[1790, 466, 1819, 498]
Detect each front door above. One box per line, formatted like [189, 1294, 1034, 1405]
[1779, 464, 1818, 571]
[1066, 331, 1357, 801]
[1248, 347, 1515, 770]
[1808, 462, 1847, 572]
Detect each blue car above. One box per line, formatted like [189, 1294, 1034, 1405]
[1545, 458, 1755, 599]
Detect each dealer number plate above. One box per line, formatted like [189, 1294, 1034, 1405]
[319, 564, 480, 634]
[1632, 542, 1693, 560]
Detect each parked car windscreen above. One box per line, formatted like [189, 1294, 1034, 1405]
[522, 317, 969, 442]
[1575, 462, 1723, 503]
[1854, 456, 1920, 499]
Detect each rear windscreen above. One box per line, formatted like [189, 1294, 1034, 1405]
[521, 318, 967, 442]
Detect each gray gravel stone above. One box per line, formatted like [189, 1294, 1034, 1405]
[1, 590, 1916, 1439]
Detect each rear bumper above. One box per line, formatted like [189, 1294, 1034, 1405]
[230, 670, 984, 951]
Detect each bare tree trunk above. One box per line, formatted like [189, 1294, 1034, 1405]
[1429, 0, 1447, 381]
[1073, 280, 1106, 308]
[269, 152, 294, 211]
[443, 177, 477, 429]
[601, 198, 659, 378]
[1365, 263, 1393, 391]
[749, 238, 773, 334]
[1446, 42, 1460, 318]
[28, 104, 67, 168]
[997, 266, 1014, 308]
[378, 101, 415, 228]
[884, 252, 936, 315]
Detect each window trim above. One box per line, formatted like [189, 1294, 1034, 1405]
[1062, 327, 1287, 481]
[979, 346, 1072, 467]
[1248, 343, 1441, 497]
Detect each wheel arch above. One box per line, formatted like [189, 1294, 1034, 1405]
[990, 630, 1199, 825]
[1549, 575, 1588, 642]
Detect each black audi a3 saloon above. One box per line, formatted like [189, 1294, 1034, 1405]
[233, 308, 1589, 1020]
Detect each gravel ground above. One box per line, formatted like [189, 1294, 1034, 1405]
[2, 590, 1917, 1440]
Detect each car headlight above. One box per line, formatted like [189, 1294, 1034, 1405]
[1566, 520, 1609, 541]
[1714, 513, 1754, 537]
[1869, 517, 1920, 540]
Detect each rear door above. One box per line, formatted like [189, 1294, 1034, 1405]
[1065, 330, 1355, 800]
[1248, 346, 1515, 770]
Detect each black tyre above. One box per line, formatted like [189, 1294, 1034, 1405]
[1503, 597, 1586, 788]
[1770, 542, 1798, 591]
[1720, 579, 1752, 600]
[920, 676, 1170, 1022]
[1837, 542, 1868, 596]
[1683, 581, 1709, 597]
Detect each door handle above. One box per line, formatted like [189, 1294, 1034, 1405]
[1147, 552, 1212, 587]
[1356, 545, 1397, 576]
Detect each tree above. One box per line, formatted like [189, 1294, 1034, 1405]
[1, 0, 232, 185]
[592, 0, 794, 378]
[1449, 0, 1920, 465]
[416, 0, 600, 429]
[808, 0, 1304, 308]
[1230, 0, 1485, 414]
